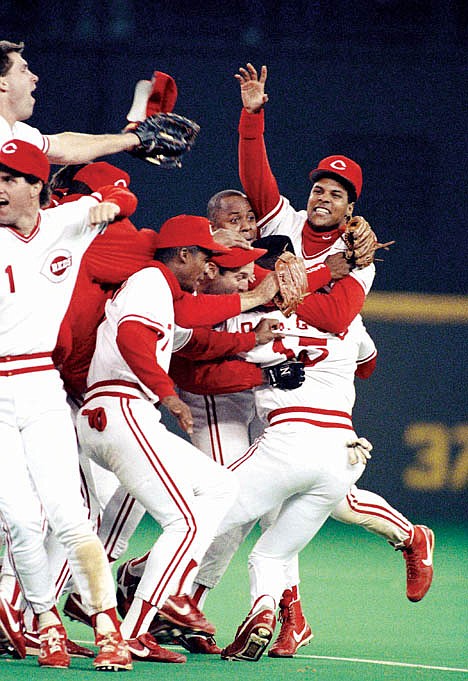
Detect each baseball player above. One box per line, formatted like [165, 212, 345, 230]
[212, 295, 376, 660]
[0, 40, 195, 167]
[0, 140, 135, 670]
[76, 215, 280, 662]
[64, 305, 280, 651]
[231, 61, 434, 652]
[0, 160, 166, 661]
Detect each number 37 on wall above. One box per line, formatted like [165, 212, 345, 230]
[403, 423, 468, 491]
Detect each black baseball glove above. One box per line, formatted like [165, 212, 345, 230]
[124, 113, 200, 168]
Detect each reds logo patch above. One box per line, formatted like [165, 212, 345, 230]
[41, 249, 73, 283]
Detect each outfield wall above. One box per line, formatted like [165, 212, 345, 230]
[354, 293, 467, 521]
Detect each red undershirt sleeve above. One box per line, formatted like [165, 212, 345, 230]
[176, 326, 256, 360]
[173, 292, 241, 327]
[238, 108, 281, 221]
[116, 320, 177, 399]
[92, 185, 138, 218]
[296, 276, 366, 334]
[170, 355, 264, 395]
[355, 355, 377, 379]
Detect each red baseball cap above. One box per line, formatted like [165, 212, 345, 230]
[0, 139, 49, 183]
[156, 215, 230, 254]
[211, 246, 267, 269]
[309, 155, 362, 201]
[73, 162, 130, 190]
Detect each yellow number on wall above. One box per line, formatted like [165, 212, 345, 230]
[403, 423, 450, 491]
[403, 422, 468, 491]
[451, 424, 468, 491]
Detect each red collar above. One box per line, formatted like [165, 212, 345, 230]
[2, 214, 41, 242]
[301, 221, 344, 257]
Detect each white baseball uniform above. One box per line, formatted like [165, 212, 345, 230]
[195, 308, 372, 608]
[0, 197, 118, 615]
[0, 115, 50, 152]
[76, 266, 238, 638]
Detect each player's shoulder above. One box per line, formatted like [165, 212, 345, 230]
[40, 195, 97, 224]
[6, 120, 48, 152]
[126, 264, 166, 287]
[259, 196, 306, 237]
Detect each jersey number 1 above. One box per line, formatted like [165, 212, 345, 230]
[5, 265, 15, 293]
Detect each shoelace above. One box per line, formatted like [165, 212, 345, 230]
[97, 631, 120, 652]
[274, 605, 294, 642]
[404, 550, 420, 580]
[40, 627, 64, 654]
[275, 603, 307, 645]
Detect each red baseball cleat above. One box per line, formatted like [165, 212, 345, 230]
[268, 589, 313, 657]
[221, 606, 276, 661]
[127, 632, 186, 662]
[148, 614, 179, 644]
[24, 628, 95, 658]
[66, 637, 95, 659]
[176, 632, 221, 654]
[94, 630, 133, 671]
[158, 595, 216, 635]
[401, 525, 435, 602]
[38, 624, 70, 668]
[63, 592, 92, 628]
[0, 594, 26, 659]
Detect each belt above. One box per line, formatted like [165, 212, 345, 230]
[82, 379, 149, 405]
[268, 406, 354, 431]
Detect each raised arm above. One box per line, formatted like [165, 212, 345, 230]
[236, 63, 281, 221]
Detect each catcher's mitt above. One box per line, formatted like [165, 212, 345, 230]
[273, 251, 309, 317]
[124, 113, 200, 168]
[343, 216, 395, 268]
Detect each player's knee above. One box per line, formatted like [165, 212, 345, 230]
[53, 519, 96, 550]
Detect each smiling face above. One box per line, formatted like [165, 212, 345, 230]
[306, 177, 354, 231]
[1, 51, 39, 122]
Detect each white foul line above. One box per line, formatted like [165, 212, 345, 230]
[295, 653, 468, 674]
[76, 640, 467, 674]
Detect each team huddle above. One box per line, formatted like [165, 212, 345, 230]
[0, 42, 434, 671]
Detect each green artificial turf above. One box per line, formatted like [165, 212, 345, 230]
[1, 516, 466, 681]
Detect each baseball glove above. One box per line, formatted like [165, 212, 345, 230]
[273, 251, 309, 317]
[343, 216, 395, 269]
[124, 113, 200, 168]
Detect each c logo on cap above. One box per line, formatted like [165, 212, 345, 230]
[1, 142, 18, 155]
[330, 159, 347, 171]
[114, 179, 127, 187]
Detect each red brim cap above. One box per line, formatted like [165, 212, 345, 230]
[211, 246, 268, 268]
[156, 214, 231, 254]
[73, 162, 130, 190]
[0, 139, 49, 183]
[309, 155, 362, 200]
